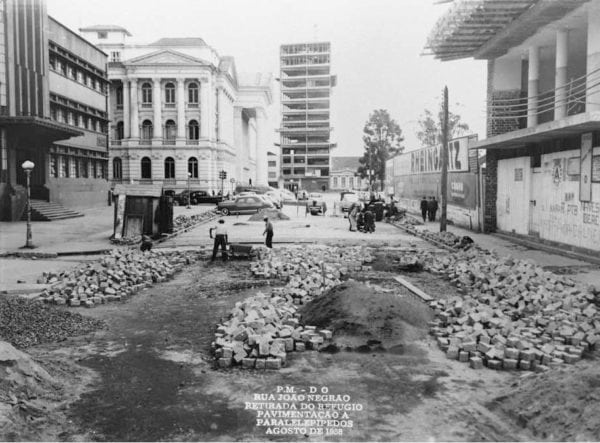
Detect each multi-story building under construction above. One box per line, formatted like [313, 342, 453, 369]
[279, 42, 336, 192]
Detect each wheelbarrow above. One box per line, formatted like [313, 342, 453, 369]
[227, 243, 254, 260]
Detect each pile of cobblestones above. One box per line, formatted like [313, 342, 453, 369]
[36, 249, 199, 308]
[173, 210, 218, 231]
[414, 247, 600, 371]
[213, 245, 372, 369]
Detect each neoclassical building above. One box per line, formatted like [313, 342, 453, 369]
[79, 27, 273, 193]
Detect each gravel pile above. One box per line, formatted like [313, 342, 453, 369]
[0, 295, 105, 348]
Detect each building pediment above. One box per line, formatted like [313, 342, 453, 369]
[126, 49, 210, 67]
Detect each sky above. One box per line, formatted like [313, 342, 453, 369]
[47, 0, 488, 156]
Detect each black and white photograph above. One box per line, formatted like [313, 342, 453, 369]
[1, 0, 600, 441]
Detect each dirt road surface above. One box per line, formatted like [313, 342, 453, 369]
[17, 247, 535, 442]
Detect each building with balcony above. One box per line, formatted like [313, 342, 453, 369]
[0, 0, 109, 220]
[79, 27, 273, 193]
[279, 42, 336, 192]
[426, 0, 600, 254]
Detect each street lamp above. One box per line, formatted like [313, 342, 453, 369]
[21, 160, 35, 248]
[186, 171, 191, 209]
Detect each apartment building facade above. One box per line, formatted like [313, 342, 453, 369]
[80, 27, 273, 193]
[427, 0, 600, 253]
[279, 42, 336, 192]
[0, 0, 109, 220]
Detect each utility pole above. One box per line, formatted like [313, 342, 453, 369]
[440, 86, 449, 232]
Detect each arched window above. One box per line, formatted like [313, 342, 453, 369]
[164, 157, 175, 179]
[188, 82, 199, 104]
[116, 121, 124, 140]
[141, 82, 152, 104]
[141, 157, 152, 179]
[188, 119, 199, 140]
[188, 157, 198, 178]
[165, 82, 175, 104]
[112, 157, 122, 179]
[116, 85, 123, 107]
[141, 119, 153, 141]
[165, 120, 176, 141]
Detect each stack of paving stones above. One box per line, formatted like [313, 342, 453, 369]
[213, 245, 372, 369]
[416, 247, 600, 372]
[173, 210, 218, 231]
[36, 249, 198, 308]
[250, 246, 373, 304]
[213, 292, 332, 369]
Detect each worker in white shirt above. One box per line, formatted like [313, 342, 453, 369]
[209, 219, 228, 261]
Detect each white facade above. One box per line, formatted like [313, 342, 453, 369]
[79, 28, 273, 192]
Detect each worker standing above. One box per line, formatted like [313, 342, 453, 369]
[209, 219, 228, 261]
[263, 216, 274, 248]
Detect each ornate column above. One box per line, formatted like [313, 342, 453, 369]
[130, 78, 139, 139]
[177, 78, 186, 140]
[123, 80, 130, 138]
[587, 3, 600, 113]
[233, 106, 244, 184]
[555, 30, 569, 120]
[200, 76, 211, 139]
[527, 46, 540, 128]
[254, 107, 268, 186]
[153, 78, 163, 139]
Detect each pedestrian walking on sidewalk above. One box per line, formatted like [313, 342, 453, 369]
[428, 196, 439, 222]
[263, 216, 274, 248]
[209, 219, 228, 261]
[420, 196, 428, 222]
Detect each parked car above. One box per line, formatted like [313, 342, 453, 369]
[265, 190, 283, 208]
[340, 192, 359, 214]
[280, 189, 297, 202]
[217, 195, 274, 215]
[306, 192, 327, 215]
[173, 190, 223, 205]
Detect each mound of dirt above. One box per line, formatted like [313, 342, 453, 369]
[492, 362, 600, 440]
[299, 281, 432, 350]
[248, 209, 290, 221]
[0, 295, 105, 349]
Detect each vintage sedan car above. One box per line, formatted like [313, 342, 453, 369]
[340, 192, 359, 214]
[306, 192, 327, 215]
[173, 190, 222, 205]
[217, 195, 274, 215]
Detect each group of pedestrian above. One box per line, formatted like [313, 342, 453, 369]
[420, 196, 439, 222]
[348, 203, 375, 233]
[209, 216, 274, 262]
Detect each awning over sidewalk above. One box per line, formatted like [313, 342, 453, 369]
[0, 116, 83, 142]
[471, 111, 600, 151]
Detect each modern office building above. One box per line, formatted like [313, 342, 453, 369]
[426, 0, 600, 253]
[79, 27, 273, 193]
[279, 42, 336, 192]
[0, 0, 109, 221]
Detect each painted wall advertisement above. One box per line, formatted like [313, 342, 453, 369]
[409, 137, 471, 174]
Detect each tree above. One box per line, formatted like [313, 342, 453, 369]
[416, 107, 470, 147]
[357, 109, 404, 192]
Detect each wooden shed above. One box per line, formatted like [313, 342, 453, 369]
[112, 184, 163, 239]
